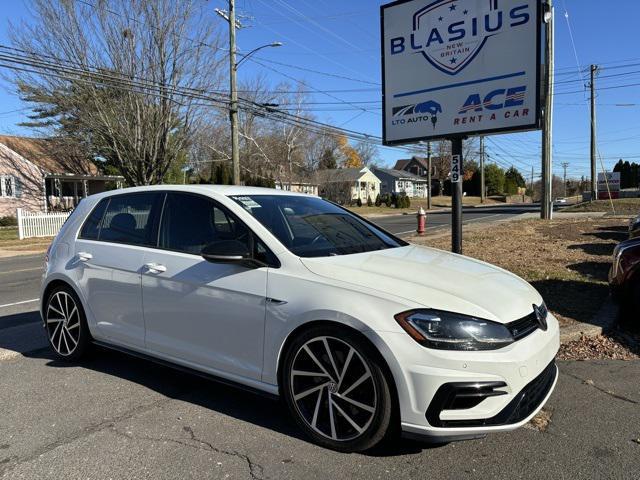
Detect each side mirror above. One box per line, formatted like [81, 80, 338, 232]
[201, 240, 251, 264]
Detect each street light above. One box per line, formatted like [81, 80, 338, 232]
[229, 37, 282, 185]
[236, 42, 283, 68]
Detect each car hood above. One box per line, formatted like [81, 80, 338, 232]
[300, 245, 542, 324]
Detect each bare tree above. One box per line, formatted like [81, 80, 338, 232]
[9, 0, 226, 185]
[354, 141, 379, 167]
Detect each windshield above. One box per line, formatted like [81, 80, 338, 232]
[231, 195, 407, 258]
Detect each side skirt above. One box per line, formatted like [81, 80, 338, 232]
[92, 340, 280, 401]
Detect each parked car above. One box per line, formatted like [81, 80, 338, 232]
[41, 186, 559, 452]
[629, 213, 640, 239]
[609, 238, 640, 327]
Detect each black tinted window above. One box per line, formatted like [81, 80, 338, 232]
[79, 199, 108, 240]
[98, 193, 162, 246]
[159, 193, 249, 255]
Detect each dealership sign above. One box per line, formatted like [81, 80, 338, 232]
[597, 172, 621, 200]
[381, 0, 542, 145]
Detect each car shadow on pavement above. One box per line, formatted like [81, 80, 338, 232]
[21, 346, 437, 456]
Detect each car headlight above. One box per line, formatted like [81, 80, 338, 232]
[395, 309, 514, 351]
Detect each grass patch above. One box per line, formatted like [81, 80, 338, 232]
[408, 217, 628, 327]
[0, 227, 52, 252]
[0, 227, 18, 241]
[564, 198, 640, 215]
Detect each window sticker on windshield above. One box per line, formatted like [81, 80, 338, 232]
[235, 196, 261, 209]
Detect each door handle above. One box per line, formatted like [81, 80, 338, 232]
[77, 252, 93, 262]
[144, 262, 167, 274]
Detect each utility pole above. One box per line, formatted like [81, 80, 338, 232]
[479, 136, 485, 203]
[590, 64, 598, 201]
[561, 162, 569, 198]
[541, 1, 554, 219]
[228, 0, 240, 186]
[530, 165, 534, 195]
[427, 141, 432, 210]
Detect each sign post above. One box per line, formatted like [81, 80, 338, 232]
[381, 0, 544, 253]
[451, 141, 463, 253]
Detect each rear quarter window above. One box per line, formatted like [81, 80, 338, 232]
[79, 199, 109, 240]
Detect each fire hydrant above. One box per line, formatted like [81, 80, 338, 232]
[416, 207, 426, 235]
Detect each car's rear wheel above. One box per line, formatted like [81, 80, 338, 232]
[281, 325, 393, 452]
[45, 286, 91, 360]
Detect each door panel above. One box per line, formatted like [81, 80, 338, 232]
[141, 192, 268, 380]
[74, 240, 146, 347]
[141, 251, 267, 379]
[73, 192, 163, 348]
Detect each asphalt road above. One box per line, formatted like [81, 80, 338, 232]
[372, 204, 542, 236]
[1, 306, 639, 479]
[0, 254, 43, 314]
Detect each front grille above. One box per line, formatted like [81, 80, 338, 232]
[426, 360, 558, 428]
[506, 311, 539, 341]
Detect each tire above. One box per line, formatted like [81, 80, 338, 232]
[621, 278, 640, 332]
[44, 285, 92, 361]
[281, 325, 394, 452]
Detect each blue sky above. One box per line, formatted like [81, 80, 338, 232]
[0, 0, 639, 181]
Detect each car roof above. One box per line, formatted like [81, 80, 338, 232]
[89, 184, 316, 201]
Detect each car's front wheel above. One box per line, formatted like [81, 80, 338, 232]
[281, 325, 393, 452]
[44, 285, 91, 360]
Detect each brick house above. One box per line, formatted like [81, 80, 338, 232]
[0, 135, 123, 217]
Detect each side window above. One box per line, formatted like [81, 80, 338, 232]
[159, 193, 248, 255]
[79, 198, 109, 240]
[98, 193, 162, 246]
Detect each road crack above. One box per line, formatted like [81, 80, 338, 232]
[112, 425, 265, 480]
[0, 397, 171, 477]
[565, 372, 639, 405]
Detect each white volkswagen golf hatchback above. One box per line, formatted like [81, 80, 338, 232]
[41, 185, 559, 452]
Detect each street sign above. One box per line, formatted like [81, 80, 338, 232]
[451, 154, 461, 183]
[597, 172, 621, 200]
[381, 0, 542, 145]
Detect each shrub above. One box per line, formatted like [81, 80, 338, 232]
[384, 194, 392, 208]
[405, 196, 411, 209]
[0, 216, 17, 227]
[356, 198, 362, 207]
[367, 196, 373, 207]
[374, 194, 382, 207]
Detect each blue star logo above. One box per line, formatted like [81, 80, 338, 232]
[449, 3, 456, 11]
[450, 57, 457, 64]
[438, 16, 443, 21]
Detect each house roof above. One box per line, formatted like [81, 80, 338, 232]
[372, 167, 427, 181]
[392, 156, 430, 172]
[0, 135, 98, 175]
[315, 167, 375, 184]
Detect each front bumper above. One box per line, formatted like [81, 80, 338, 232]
[367, 312, 560, 442]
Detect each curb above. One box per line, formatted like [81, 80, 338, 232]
[559, 296, 619, 344]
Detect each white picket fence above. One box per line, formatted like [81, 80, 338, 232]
[17, 208, 71, 240]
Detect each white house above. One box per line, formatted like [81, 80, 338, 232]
[372, 167, 429, 198]
[315, 166, 382, 204]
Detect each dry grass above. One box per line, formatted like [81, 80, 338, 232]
[564, 198, 640, 215]
[408, 217, 630, 327]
